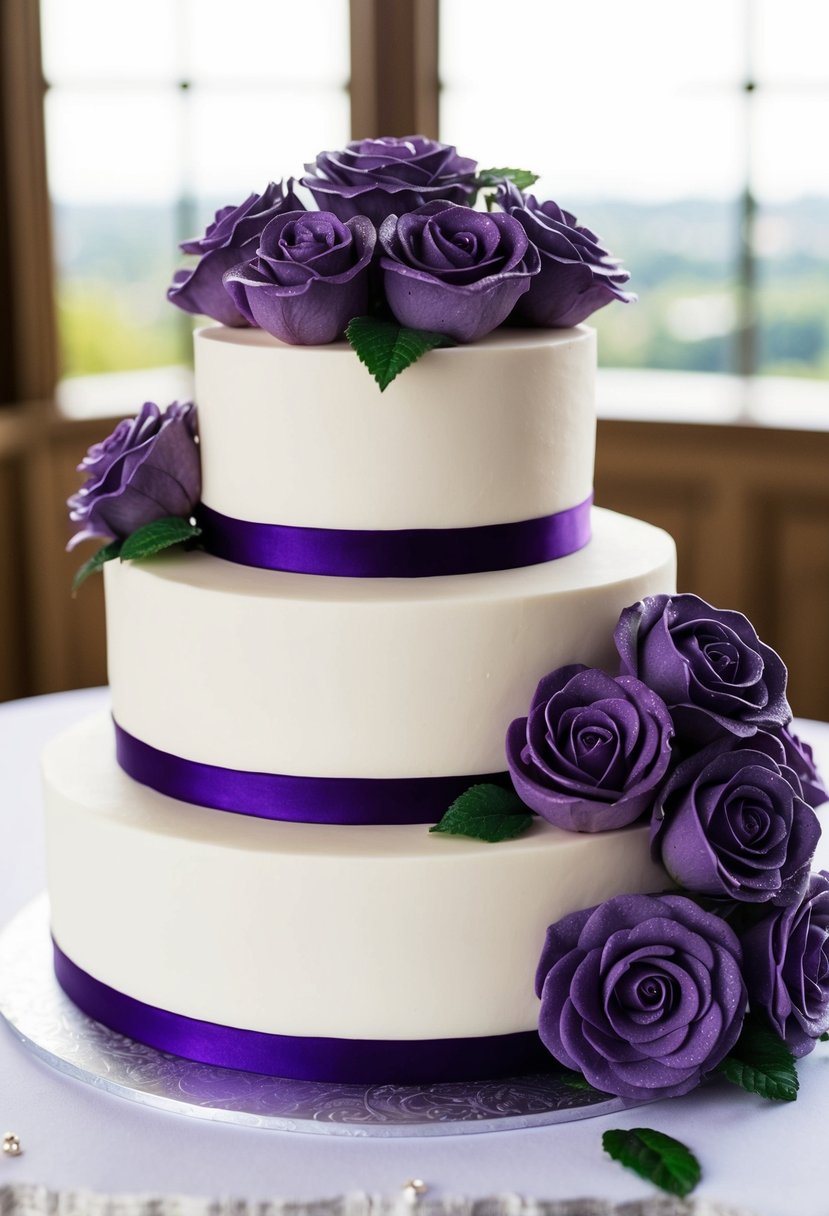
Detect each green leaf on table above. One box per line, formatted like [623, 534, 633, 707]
[475, 166, 540, 193]
[718, 1018, 799, 1102]
[820, 1032, 829, 1042]
[429, 783, 534, 843]
[120, 516, 202, 562]
[72, 539, 122, 594]
[602, 1128, 701, 1199]
[346, 316, 454, 392]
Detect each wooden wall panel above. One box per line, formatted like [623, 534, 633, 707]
[0, 459, 28, 699]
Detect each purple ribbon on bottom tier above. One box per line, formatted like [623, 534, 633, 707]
[53, 941, 549, 1084]
[197, 495, 593, 578]
[114, 721, 510, 825]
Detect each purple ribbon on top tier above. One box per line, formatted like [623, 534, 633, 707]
[197, 495, 593, 578]
[114, 720, 509, 825]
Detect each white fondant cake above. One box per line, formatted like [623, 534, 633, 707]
[45, 713, 668, 1042]
[44, 324, 679, 1081]
[195, 325, 596, 530]
[105, 508, 674, 780]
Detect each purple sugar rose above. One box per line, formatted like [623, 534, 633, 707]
[302, 135, 477, 226]
[497, 181, 635, 328]
[615, 594, 791, 749]
[742, 871, 829, 1056]
[652, 735, 821, 906]
[223, 211, 375, 345]
[167, 180, 304, 327]
[778, 727, 829, 809]
[378, 201, 539, 342]
[536, 893, 746, 1100]
[505, 665, 674, 832]
[67, 402, 200, 549]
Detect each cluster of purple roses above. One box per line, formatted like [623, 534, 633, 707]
[167, 136, 633, 346]
[508, 593, 829, 1099]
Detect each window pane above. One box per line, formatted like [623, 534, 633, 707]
[41, 0, 178, 83]
[46, 90, 182, 204]
[441, 0, 745, 374]
[188, 88, 349, 199]
[754, 0, 829, 83]
[183, 0, 349, 85]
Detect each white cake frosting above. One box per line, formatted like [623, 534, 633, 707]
[105, 508, 676, 780]
[44, 713, 669, 1041]
[194, 325, 596, 530]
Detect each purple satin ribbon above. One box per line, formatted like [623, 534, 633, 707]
[115, 721, 509, 825]
[53, 940, 549, 1084]
[198, 495, 593, 578]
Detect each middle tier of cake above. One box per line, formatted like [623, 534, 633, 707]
[105, 508, 675, 800]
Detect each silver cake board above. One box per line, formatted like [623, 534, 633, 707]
[0, 897, 643, 1137]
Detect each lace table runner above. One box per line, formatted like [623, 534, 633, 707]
[0, 1189, 756, 1216]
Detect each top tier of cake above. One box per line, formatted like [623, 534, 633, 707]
[194, 324, 595, 533]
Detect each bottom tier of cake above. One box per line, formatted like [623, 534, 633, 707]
[43, 713, 668, 1084]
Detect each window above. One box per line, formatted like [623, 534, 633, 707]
[41, 0, 350, 414]
[441, 0, 828, 417]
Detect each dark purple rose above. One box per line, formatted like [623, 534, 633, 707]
[301, 135, 477, 226]
[223, 211, 375, 345]
[378, 201, 539, 342]
[505, 665, 674, 832]
[777, 727, 829, 809]
[536, 893, 746, 1100]
[497, 181, 635, 327]
[742, 871, 829, 1056]
[67, 402, 200, 549]
[652, 735, 821, 906]
[167, 180, 304, 326]
[615, 594, 791, 749]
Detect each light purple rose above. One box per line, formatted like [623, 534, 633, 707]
[167, 180, 304, 326]
[615, 594, 792, 749]
[67, 402, 200, 549]
[505, 665, 674, 832]
[301, 135, 477, 226]
[652, 735, 821, 906]
[497, 181, 635, 327]
[536, 893, 746, 1100]
[223, 211, 375, 345]
[742, 871, 829, 1056]
[378, 201, 539, 342]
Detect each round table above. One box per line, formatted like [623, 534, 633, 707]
[2, 688, 828, 1214]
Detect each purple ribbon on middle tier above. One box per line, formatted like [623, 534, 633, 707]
[114, 721, 511, 825]
[197, 494, 593, 578]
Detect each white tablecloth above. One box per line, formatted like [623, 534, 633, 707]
[1, 689, 827, 1214]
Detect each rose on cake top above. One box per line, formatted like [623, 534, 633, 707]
[165, 136, 635, 388]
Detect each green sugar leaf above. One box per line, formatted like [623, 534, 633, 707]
[120, 516, 202, 562]
[475, 166, 540, 192]
[72, 539, 122, 593]
[346, 316, 454, 392]
[718, 1018, 799, 1102]
[430, 783, 534, 843]
[602, 1128, 701, 1199]
[559, 1069, 606, 1094]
